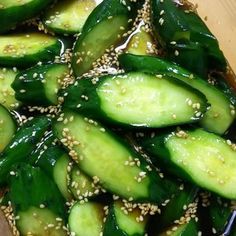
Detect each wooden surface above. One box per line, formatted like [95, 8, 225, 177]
[191, 0, 236, 73]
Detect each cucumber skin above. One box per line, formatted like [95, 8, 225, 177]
[0, 116, 51, 186]
[0, 0, 53, 33]
[53, 111, 180, 204]
[0, 38, 64, 68]
[12, 63, 68, 106]
[62, 73, 208, 128]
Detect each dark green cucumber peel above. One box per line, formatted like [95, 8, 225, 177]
[62, 72, 208, 128]
[167, 41, 208, 78]
[0, 0, 54, 33]
[104, 201, 147, 236]
[139, 128, 236, 199]
[12, 63, 69, 106]
[7, 164, 67, 235]
[151, 0, 226, 72]
[0, 116, 51, 185]
[72, 0, 132, 76]
[0, 33, 65, 67]
[0, 104, 16, 152]
[118, 54, 235, 134]
[54, 110, 179, 203]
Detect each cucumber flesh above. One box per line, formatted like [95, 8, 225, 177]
[142, 128, 236, 199]
[0, 0, 53, 33]
[97, 72, 208, 127]
[0, 68, 20, 110]
[69, 165, 101, 200]
[17, 207, 67, 236]
[72, 0, 130, 76]
[104, 200, 147, 236]
[0, 105, 16, 152]
[118, 54, 235, 134]
[0, 33, 63, 67]
[53, 153, 72, 200]
[54, 111, 177, 203]
[44, 0, 98, 34]
[69, 201, 104, 236]
[126, 23, 157, 56]
[72, 15, 128, 76]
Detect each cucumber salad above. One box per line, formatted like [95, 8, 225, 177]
[0, 0, 236, 235]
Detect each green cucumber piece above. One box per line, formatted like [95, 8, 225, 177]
[154, 184, 199, 232]
[209, 197, 232, 234]
[43, 0, 99, 35]
[0, 0, 53, 33]
[69, 165, 101, 200]
[0, 104, 16, 152]
[104, 200, 148, 236]
[126, 23, 157, 56]
[0, 33, 64, 67]
[158, 219, 199, 236]
[140, 128, 236, 199]
[151, 0, 226, 71]
[118, 54, 235, 134]
[12, 63, 70, 106]
[62, 72, 208, 128]
[54, 110, 179, 203]
[36, 145, 72, 200]
[8, 164, 67, 235]
[167, 42, 208, 78]
[0, 68, 20, 110]
[72, 0, 131, 76]
[69, 201, 104, 236]
[0, 116, 51, 185]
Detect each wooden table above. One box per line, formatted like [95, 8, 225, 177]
[191, 0, 236, 73]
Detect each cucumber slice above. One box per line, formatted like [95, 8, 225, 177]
[140, 128, 236, 199]
[118, 54, 235, 134]
[69, 165, 101, 200]
[104, 200, 148, 236]
[0, 105, 16, 152]
[0, 0, 53, 33]
[54, 110, 178, 203]
[62, 72, 208, 128]
[72, 0, 130, 76]
[8, 164, 67, 235]
[0, 33, 64, 67]
[0, 68, 20, 110]
[69, 201, 104, 236]
[12, 63, 70, 106]
[43, 0, 98, 35]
